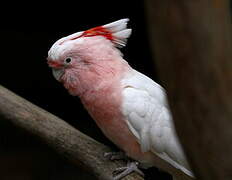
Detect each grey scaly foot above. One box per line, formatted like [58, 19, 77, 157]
[112, 161, 144, 180]
[104, 151, 127, 161]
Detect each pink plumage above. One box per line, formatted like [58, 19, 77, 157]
[47, 19, 194, 180]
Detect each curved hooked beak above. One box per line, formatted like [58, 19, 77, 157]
[52, 68, 64, 81]
[47, 60, 64, 81]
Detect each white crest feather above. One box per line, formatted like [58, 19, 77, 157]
[103, 18, 132, 47]
[48, 19, 132, 60]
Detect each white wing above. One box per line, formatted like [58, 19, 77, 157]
[121, 70, 194, 177]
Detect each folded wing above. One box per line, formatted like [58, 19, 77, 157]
[121, 70, 193, 177]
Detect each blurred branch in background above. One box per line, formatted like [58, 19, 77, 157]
[0, 85, 143, 180]
[145, 0, 232, 179]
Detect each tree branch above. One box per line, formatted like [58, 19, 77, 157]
[145, 0, 232, 179]
[0, 85, 143, 180]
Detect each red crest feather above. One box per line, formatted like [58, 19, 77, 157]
[56, 19, 131, 48]
[81, 26, 114, 41]
[71, 19, 132, 47]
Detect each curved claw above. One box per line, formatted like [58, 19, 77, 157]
[113, 161, 144, 180]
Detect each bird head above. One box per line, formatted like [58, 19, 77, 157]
[47, 18, 132, 95]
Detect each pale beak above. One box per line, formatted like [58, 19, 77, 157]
[47, 60, 64, 81]
[52, 68, 64, 81]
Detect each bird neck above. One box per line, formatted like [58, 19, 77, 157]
[62, 57, 131, 98]
[81, 58, 130, 96]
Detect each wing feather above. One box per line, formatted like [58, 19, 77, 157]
[121, 70, 194, 177]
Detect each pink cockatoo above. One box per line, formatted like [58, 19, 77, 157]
[47, 19, 194, 180]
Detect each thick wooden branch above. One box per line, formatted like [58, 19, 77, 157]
[145, 0, 232, 179]
[0, 85, 143, 180]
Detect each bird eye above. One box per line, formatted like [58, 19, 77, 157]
[65, 58, 72, 64]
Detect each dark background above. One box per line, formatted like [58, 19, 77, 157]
[0, 1, 171, 179]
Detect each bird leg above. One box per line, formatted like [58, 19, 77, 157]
[112, 161, 144, 180]
[104, 152, 144, 179]
[103, 151, 128, 161]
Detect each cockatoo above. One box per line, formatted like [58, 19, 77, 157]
[47, 19, 194, 180]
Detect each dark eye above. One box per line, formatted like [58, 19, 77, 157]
[65, 58, 72, 64]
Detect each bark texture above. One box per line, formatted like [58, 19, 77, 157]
[145, 0, 232, 179]
[0, 85, 143, 180]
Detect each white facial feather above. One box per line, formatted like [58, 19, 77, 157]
[48, 31, 83, 60]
